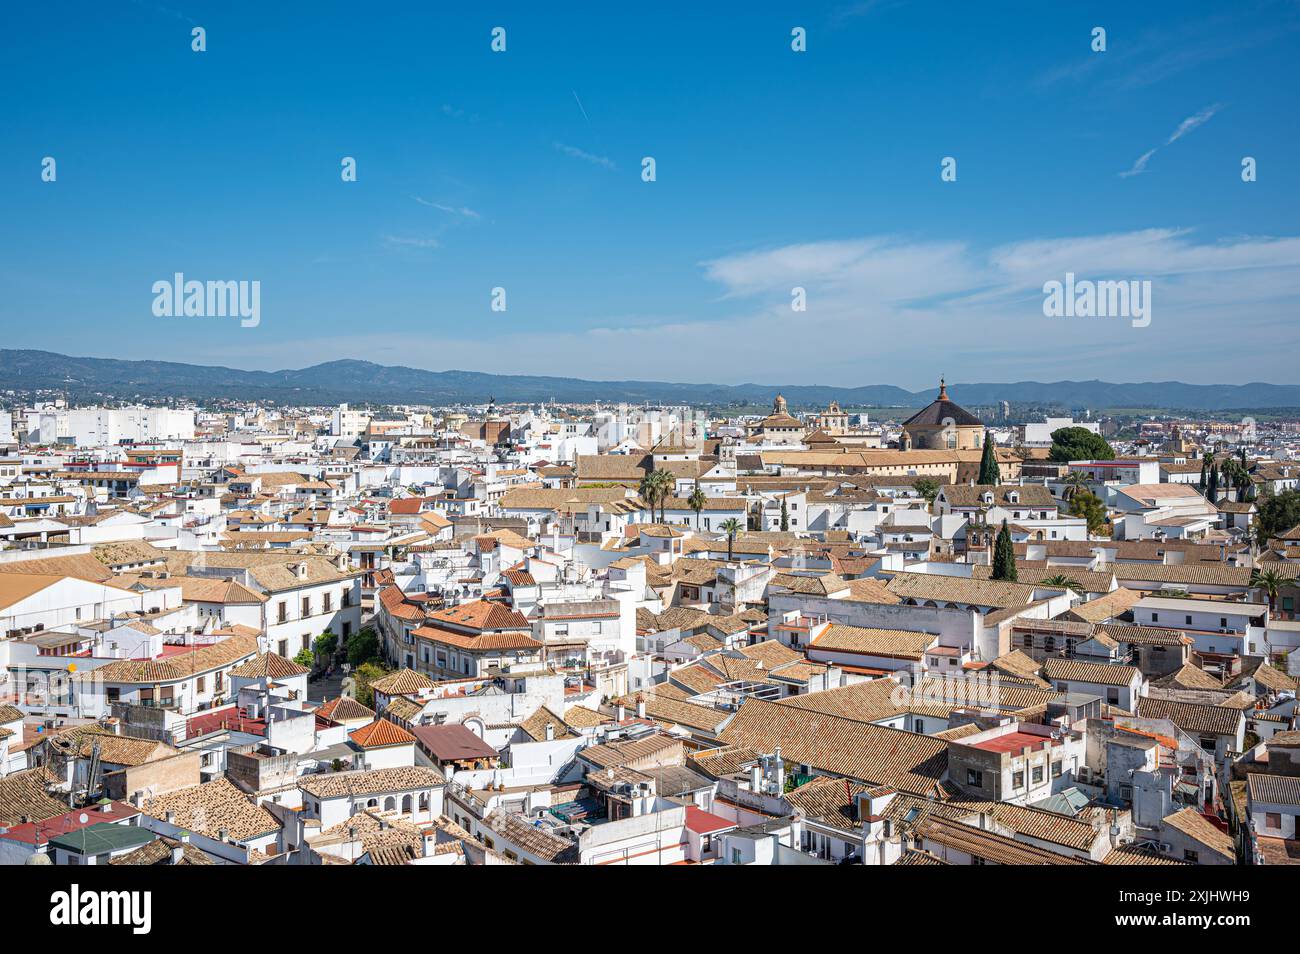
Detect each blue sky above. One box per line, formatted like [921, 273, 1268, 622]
[3, 1, 1298, 389]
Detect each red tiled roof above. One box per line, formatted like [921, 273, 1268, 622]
[349, 719, 416, 749]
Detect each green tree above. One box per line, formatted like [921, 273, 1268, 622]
[353, 661, 389, 708]
[912, 476, 940, 505]
[1048, 427, 1115, 463]
[977, 431, 1000, 484]
[1068, 490, 1109, 535]
[639, 468, 673, 524]
[293, 648, 315, 669]
[1250, 568, 1285, 619]
[1206, 464, 1219, 505]
[346, 628, 381, 667]
[719, 517, 743, 562]
[687, 481, 708, 530]
[1256, 490, 1300, 542]
[780, 495, 789, 532]
[1062, 470, 1089, 501]
[313, 630, 338, 659]
[991, 520, 1017, 581]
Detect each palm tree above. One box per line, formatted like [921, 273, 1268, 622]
[1250, 568, 1285, 619]
[639, 469, 673, 524]
[687, 481, 707, 530]
[1038, 574, 1084, 594]
[1062, 471, 1089, 501]
[719, 517, 743, 562]
[650, 468, 674, 523]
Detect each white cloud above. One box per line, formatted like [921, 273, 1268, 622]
[199, 229, 1300, 389]
[1119, 105, 1222, 177]
[413, 196, 480, 219]
[382, 235, 440, 249]
[553, 141, 616, 169]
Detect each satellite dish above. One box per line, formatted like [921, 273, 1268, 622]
[79, 813, 89, 824]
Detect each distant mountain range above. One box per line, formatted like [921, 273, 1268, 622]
[1, 349, 1296, 412]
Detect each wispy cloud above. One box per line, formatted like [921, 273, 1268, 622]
[1119, 148, 1157, 179]
[553, 141, 615, 169]
[1119, 104, 1222, 177]
[1167, 103, 1221, 143]
[382, 235, 440, 250]
[413, 196, 480, 219]
[190, 227, 1300, 388]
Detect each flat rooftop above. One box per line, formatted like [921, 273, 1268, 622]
[968, 730, 1061, 755]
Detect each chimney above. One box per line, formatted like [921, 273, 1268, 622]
[544, 722, 555, 741]
[171, 843, 185, 865]
[616, 704, 626, 722]
[218, 828, 229, 842]
[749, 764, 762, 791]
[165, 810, 176, 825]
[636, 696, 646, 720]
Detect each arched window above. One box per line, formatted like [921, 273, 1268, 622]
[384, 796, 396, 812]
[402, 794, 413, 813]
[366, 798, 378, 809]
[419, 792, 430, 811]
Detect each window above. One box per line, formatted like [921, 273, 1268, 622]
[967, 769, 983, 788]
[1031, 765, 1044, 784]
[278, 602, 288, 624]
[1107, 688, 1120, 704]
[196, 676, 205, 693]
[1185, 615, 1192, 625]
[324, 592, 333, 613]
[1183, 849, 1199, 862]
[1266, 812, 1282, 829]
[1152, 613, 1159, 623]
[278, 639, 288, 657]
[1013, 770, 1025, 789]
[303, 596, 312, 616]
[1051, 761, 1062, 778]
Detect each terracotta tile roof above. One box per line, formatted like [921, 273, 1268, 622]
[369, 668, 436, 695]
[413, 624, 543, 653]
[1152, 664, 1222, 691]
[77, 634, 259, 685]
[1247, 773, 1300, 807]
[1136, 696, 1244, 736]
[518, 705, 576, 741]
[886, 572, 1038, 609]
[1102, 844, 1191, 865]
[143, 779, 281, 842]
[0, 768, 67, 827]
[1042, 658, 1141, 688]
[719, 698, 949, 796]
[316, 696, 376, 723]
[809, 624, 935, 660]
[110, 835, 214, 866]
[425, 599, 531, 632]
[228, 652, 311, 680]
[916, 815, 1093, 865]
[298, 766, 445, 800]
[1160, 807, 1235, 860]
[349, 719, 416, 749]
[483, 808, 578, 863]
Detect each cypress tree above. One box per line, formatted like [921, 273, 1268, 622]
[1207, 465, 1219, 504]
[978, 431, 1000, 485]
[991, 519, 1017, 581]
[780, 495, 789, 532]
